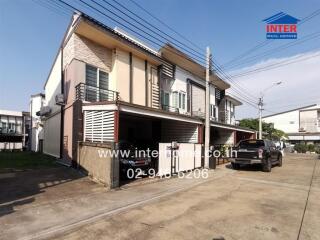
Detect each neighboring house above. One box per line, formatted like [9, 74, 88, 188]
[37, 12, 255, 166]
[263, 104, 320, 144]
[0, 110, 30, 151]
[30, 93, 45, 152]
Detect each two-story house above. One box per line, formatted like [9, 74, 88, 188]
[37, 12, 255, 166]
[263, 104, 320, 144]
[0, 110, 30, 151]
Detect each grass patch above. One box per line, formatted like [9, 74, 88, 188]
[0, 151, 58, 170]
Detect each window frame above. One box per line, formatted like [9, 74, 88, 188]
[85, 64, 109, 102]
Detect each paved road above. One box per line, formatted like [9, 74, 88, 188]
[54, 153, 319, 240]
[1, 154, 319, 240]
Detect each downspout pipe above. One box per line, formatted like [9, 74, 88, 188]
[59, 47, 65, 159]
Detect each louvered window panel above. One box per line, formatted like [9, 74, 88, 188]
[161, 62, 175, 79]
[215, 89, 221, 100]
[99, 70, 109, 89]
[86, 65, 97, 87]
[84, 110, 115, 143]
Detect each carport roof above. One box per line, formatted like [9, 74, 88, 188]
[210, 121, 256, 133]
[82, 101, 204, 124]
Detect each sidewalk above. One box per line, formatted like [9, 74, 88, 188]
[0, 165, 233, 240]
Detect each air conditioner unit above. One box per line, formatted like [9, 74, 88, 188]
[55, 94, 65, 106]
[39, 106, 51, 117]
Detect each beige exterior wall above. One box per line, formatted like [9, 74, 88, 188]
[132, 56, 146, 105]
[114, 49, 130, 102]
[63, 33, 112, 73]
[64, 59, 85, 104]
[63, 34, 155, 106]
[63, 106, 73, 162]
[78, 143, 113, 188]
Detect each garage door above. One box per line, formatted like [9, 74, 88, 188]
[161, 120, 198, 143]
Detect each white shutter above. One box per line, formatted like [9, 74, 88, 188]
[84, 110, 115, 142]
[162, 120, 198, 143]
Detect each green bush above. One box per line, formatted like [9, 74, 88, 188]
[294, 143, 307, 153]
[315, 144, 320, 154]
[307, 144, 315, 152]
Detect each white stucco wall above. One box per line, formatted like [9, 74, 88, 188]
[171, 66, 188, 113]
[45, 51, 62, 113]
[263, 110, 300, 133]
[43, 50, 62, 157]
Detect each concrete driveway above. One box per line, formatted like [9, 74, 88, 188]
[0, 153, 319, 240]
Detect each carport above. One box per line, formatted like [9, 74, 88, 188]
[210, 121, 256, 147]
[82, 102, 203, 185]
[118, 103, 203, 181]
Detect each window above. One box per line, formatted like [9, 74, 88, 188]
[161, 90, 170, 106]
[182, 93, 186, 110]
[8, 123, 15, 133]
[172, 91, 178, 108]
[179, 92, 186, 110]
[172, 91, 185, 110]
[85, 64, 109, 102]
[210, 104, 216, 119]
[1, 122, 6, 133]
[239, 140, 265, 148]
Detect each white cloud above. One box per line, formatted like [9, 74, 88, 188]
[227, 50, 320, 119]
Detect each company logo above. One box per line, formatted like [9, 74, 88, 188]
[263, 12, 300, 39]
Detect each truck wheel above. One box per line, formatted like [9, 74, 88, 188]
[278, 155, 283, 167]
[231, 162, 240, 170]
[262, 158, 272, 172]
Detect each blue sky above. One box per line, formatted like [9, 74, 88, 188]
[1, 0, 320, 118]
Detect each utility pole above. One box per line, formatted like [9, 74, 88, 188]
[258, 97, 263, 139]
[258, 81, 282, 140]
[204, 47, 211, 168]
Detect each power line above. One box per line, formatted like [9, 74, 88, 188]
[67, 0, 257, 104]
[127, 0, 205, 52]
[230, 49, 320, 78]
[64, 0, 212, 72]
[43, 0, 259, 108]
[104, 0, 206, 60]
[225, 30, 320, 70]
[222, 8, 320, 68]
[32, 0, 71, 17]
[212, 60, 259, 101]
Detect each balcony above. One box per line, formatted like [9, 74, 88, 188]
[75, 83, 119, 102]
[161, 104, 179, 113]
[0, 127, 22, 135]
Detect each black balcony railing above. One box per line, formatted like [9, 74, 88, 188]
[75, 83, 119, 102]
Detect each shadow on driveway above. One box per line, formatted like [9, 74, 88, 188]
[0, 167, 84, 217]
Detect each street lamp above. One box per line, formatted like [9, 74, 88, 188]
[258, 81, 282, 139]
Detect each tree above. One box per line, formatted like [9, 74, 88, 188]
[239, 118, 287, 140]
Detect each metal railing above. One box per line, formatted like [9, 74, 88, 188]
[75, 83, 119, 102]
[161, 104, 179, 113]
[0, 127, 22, 135]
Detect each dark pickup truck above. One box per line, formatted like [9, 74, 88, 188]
[230, 139, 282, 172]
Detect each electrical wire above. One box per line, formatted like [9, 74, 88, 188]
[222, 8, 320, 68]
[230, 49, 320, 78]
